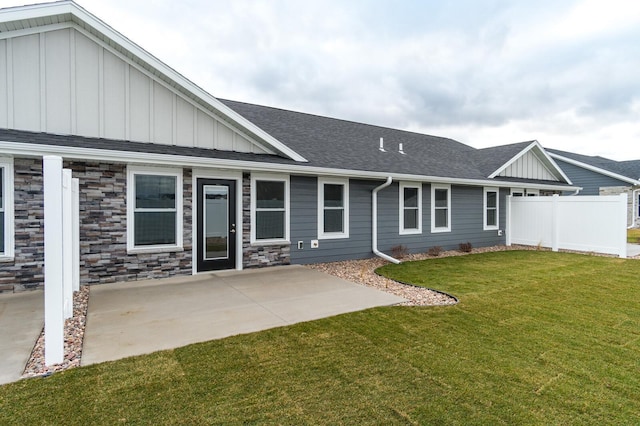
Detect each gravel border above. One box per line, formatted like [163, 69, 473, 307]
[22, 285, 89, 379]
[20, 244, 638, 378]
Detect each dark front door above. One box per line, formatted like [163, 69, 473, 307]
[196, 179, 237, 271]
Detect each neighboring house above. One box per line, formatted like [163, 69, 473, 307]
[0, 1, 578, 293]
[548, 149, 640, 227]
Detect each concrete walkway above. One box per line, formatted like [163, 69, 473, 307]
[0, 290, 43, 385]
[628, 244, 640, 257]
[82, 265, 405, 365]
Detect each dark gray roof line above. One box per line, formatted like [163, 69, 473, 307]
[548, 148, 640, 182]
[0, 99, 574, 188]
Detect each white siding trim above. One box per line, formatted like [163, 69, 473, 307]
[0, 158, 15, 260]
[399, 181, 422, 235]
[431, 183, 451, 233]
[317, 177, 350, 240]
[126, 165, 183, 253]
[483, 187, 499, 231]
[250, 173, 290, 245]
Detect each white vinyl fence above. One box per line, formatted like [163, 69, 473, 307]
[507, 194, 628, 258]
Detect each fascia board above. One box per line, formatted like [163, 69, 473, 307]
[488, 141, 540, 178]
[0, 1, 308, 163]
[549, 152, 640, 186]
[0, 140, 582, 192]
[488, 140, 572, 184]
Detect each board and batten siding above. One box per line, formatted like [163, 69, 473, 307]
[289, 177, 507, 264]
[553, 159, 631, 196]
[499, 150, 558, 181]
[0, 27, 269, 154]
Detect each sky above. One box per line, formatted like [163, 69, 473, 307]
[4, 0, 640, 160]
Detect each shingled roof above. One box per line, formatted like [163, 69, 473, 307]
[548, 149, 640, 182]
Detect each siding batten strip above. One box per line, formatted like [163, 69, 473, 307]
[69, 29, 76, 133]
[98, 47, 104, 137]
[6, 38, 13, 128]
[39, 32, 46, 131]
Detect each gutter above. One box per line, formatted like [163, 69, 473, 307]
[630, 188, 640, 229]
[372, 177, 401, 264]
[0, 141, 582, 192]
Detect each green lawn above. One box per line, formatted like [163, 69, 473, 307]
[1, 251, 639, 424]
[629, 228, 640, 244]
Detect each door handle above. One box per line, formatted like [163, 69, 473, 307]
[230, 224, 236, 233]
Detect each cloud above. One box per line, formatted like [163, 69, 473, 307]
[2, 0, 638, 160]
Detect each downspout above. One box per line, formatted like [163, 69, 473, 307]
[372, 177, 402, 264]
[629, 188, 640, 229]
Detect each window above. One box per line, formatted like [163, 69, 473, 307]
[431, 184, 451, 233]
[127, 166, 183, 252]
[484, 187, 499, 230]
[400, 182, 422, 234]
[0, 159, 14, 259]
[251, 174, 290, 244]
[511, 188, 524, 197]
[318, 178, 349, 239]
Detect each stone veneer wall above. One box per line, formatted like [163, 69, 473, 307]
[64, 161, 193, 285]
[242, 173, 290, 268]
[0, 158, 44, 293]
[599, 186, 638, 227]
[0, 159, 194, 293]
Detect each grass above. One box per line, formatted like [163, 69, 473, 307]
[628, 228, 640, 244]
[1, 251, 639, 424]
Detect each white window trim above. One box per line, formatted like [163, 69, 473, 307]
[431, 183, 451, 233]
[526, 189, 540, 197]
[483, 187, 499, 231]
[399, 182, 422, 235]
[250, 173, 290, 245]
[0, 158, 14, 261]
[511, 188, 524, 197]
[318, 177, 349, 239]
[127, 165, 183, 253]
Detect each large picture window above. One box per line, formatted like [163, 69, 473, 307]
[127, 166, 183, 252]
[318, 178, 349, 239]
[431, 184, 451, 233]
[0, 159, 14, 259]
[484, 187, 499, 230]
[251, 174, 290, 244]
[400, 182, 422, 234]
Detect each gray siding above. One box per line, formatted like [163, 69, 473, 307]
[290, 176, 377, 264]
[555, 159, 630, 195]
[290, 177, 507, 264]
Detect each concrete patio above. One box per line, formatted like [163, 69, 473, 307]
[81, 265, 405, 366]
[0, 291, 43, 385]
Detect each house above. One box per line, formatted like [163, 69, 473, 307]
[548, 149, 640, 227]
[0, 1, 578, 293]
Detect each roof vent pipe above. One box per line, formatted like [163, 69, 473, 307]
[399, 143, 405, 155]
[379, 137, 386, 152]
[372, 177, 401, 264]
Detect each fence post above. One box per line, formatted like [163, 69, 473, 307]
[619, 193, 628, 258]
[43, 156, 64, 366]
[506, 195, 512, 246]
[551, 194, 559, 252]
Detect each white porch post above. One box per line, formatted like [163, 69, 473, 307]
[43, 156, 64, 366]
[72, 178, 80, 292]
[62, 169, 73, 319]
